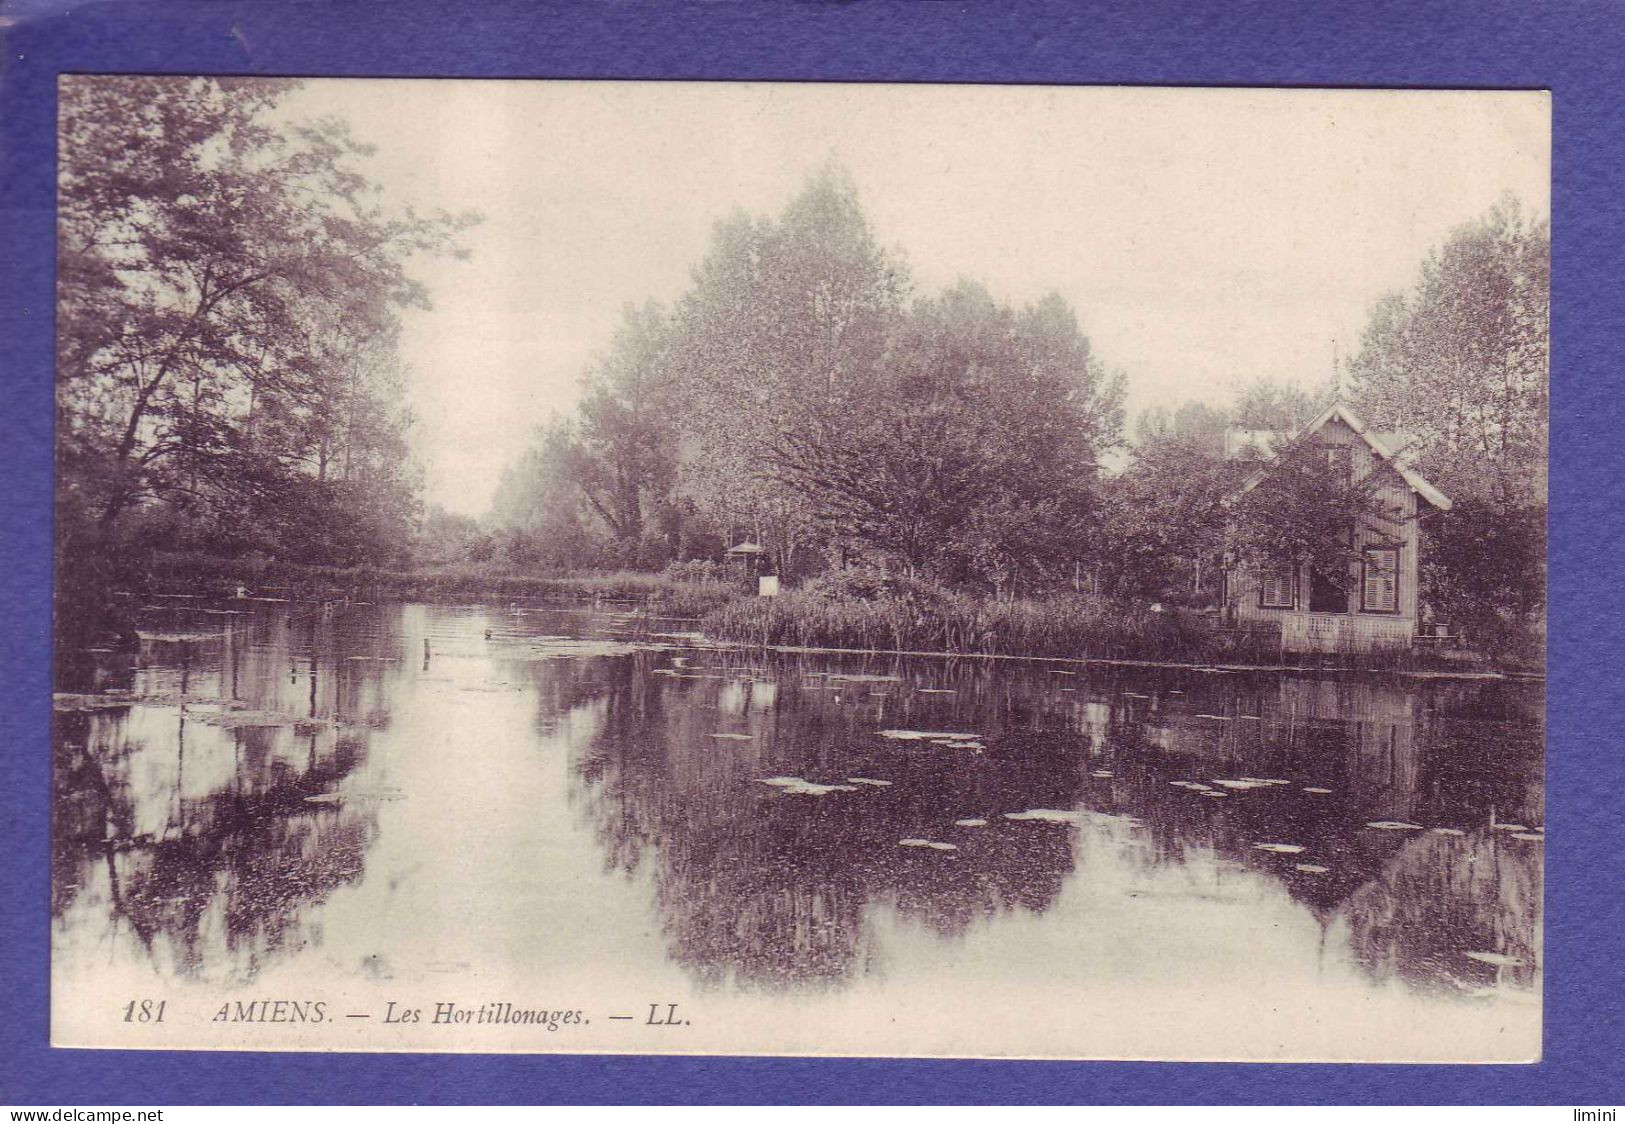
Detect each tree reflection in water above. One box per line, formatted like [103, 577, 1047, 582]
[52, 603, 1542, 1004]
[566, 648, 1543, 997]
[52, 604, 396, 985]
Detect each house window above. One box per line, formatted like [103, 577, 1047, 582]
[1259, 566, 1295, 609]
[1362, 548, 1399, 613]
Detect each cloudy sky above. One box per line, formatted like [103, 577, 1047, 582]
[282, 81, 1549, 516]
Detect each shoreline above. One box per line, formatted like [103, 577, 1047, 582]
[100, 593, 1541, 683]
[696, 639, 1540, 683]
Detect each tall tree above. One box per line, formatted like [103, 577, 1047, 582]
[1231, 375, 1334, 432]
[56, 76, 474, 556]
[1099, 434, 1237, 600]
[765, 281, 1123, 591]
[563, 303, 681, 554]
[1344, 198, 1548, 651]
[1225, 432, 1393, 590]
[487, 420, 612, 571]
[1107, 377, 1330, 601]
[1347, 198, 1549, 511]
[668, 165, 908, 572]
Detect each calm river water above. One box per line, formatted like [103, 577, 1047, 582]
[52, 599, 1543, 1060]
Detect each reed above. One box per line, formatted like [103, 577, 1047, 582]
[702, 587, 1506, 671]
[703, 587, 1220, 662]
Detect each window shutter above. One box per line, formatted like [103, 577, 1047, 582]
[1363, 550, 1398, 612]
[1260, 568, 1292, 609]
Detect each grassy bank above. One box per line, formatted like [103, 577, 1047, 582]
[703, 584, 1511, 672]
[704, 588, 1276, 664]
[140, 553, 739, 617]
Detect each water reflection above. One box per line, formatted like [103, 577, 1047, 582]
[563, 648, 1544, 999]
[53, 601, 1543, 1009]
[53, 601, 399, 985]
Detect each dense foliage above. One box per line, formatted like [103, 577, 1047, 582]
[1349, 199, 1549, 653]
[53, 80, 1545, 668]
[1224, 433, 1394, 589]
[1097, 378, 1338, 602]
[57, 76, 474, 642]
[491, 166, 1124, 592]
[1347, 199, 1548, 512]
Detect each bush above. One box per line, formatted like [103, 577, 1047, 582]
[1421, 499, 1545, 666]
[796, 567, 953, 606]
[661, 558, 731, 585]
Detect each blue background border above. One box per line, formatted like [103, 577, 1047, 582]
[3, 0, 1621, 1105]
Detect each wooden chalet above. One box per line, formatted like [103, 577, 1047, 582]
[1222, 401, 1452, 654]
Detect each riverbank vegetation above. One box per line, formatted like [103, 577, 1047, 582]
[699, 570, 1505, 672]
[135, 553, 737, 617]
[704, 575, 1228, 663]
[55, 77, 476, 651]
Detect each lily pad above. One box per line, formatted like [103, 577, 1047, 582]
[846, 777, 893, 787]
[759, 777, 858, 796]
[1294, 864, 1330, 874]
[898, 838, 957, 851]
[1252, 843, 1306, 854]
[1366, 821, 1424, 831]
[1465, 951, 1524, 968]
[953, 818, 989, 828]
[1004, 809, 1082, 823]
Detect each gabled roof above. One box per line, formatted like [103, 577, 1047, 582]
[1232, 400, 1452, 512]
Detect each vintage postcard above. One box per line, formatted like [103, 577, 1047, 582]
[51, 79, 1548, 1061]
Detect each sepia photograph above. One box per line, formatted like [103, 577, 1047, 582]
[50, 78, 1549, 1062]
